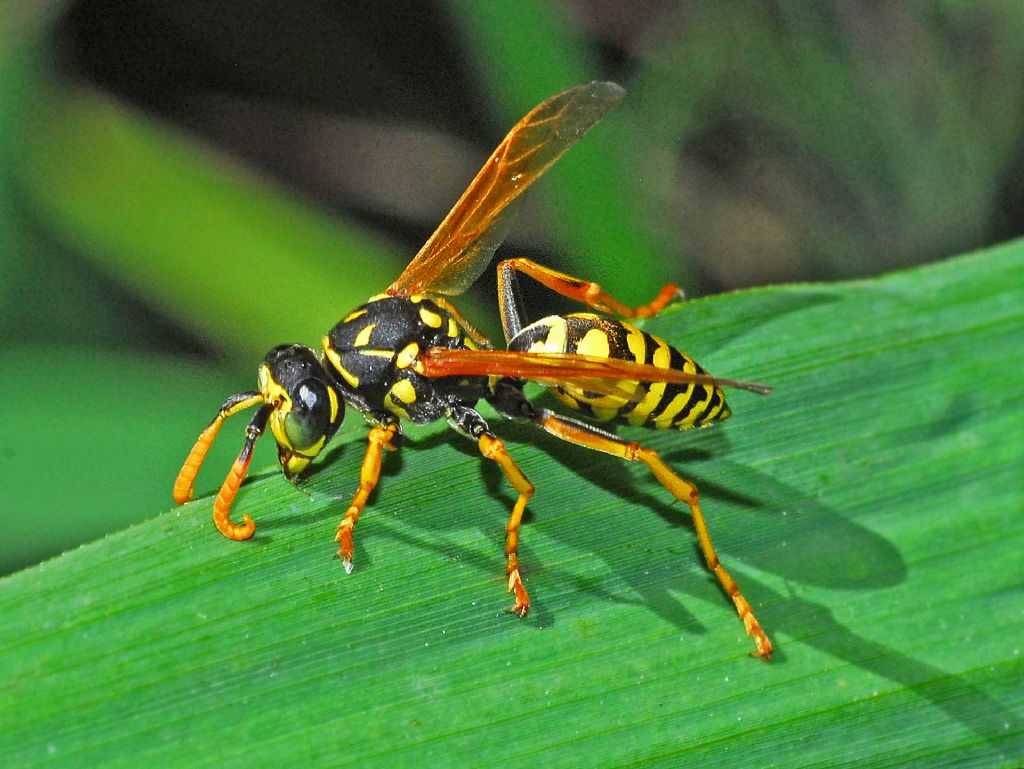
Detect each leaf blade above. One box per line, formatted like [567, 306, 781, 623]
[2, 243, 1023, 768]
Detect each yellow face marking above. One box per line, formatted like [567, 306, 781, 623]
[389, 378, 417, 404]
[575, 328, 610, 359]
[284, 453, 312, 476]
[327, 386, 339, 423]
[353, 323, 375, 347]
[269, 411, 289, 451]
[419, 307, 443, 328]
[342, 307, 367, 323]
[447, 317, 459, 337]
[396, 342, 420, 369]
[259, 364, 291, 412]
[323, 337, 360, 388]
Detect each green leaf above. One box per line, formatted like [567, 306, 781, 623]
[2, 243, 1022, 767]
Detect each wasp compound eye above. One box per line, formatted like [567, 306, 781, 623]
[283, 378, 341, 452]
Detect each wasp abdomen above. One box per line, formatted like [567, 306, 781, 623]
[509, 313, 731, 430]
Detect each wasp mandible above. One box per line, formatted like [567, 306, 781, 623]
[174, 82, 774, 660]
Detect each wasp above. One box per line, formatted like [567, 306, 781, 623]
[174, 82, 774, 660]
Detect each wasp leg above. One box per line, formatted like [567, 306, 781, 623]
[496, 257, 683, 340]
[212, 405, 272, 541]
[174, 391, 265, 504]
[335, 422, 400, 572]
[449, 404, 535, 617]
[534, 408, 773, 660]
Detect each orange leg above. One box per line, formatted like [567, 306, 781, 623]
[335, 422, 400, 572]
[211, 405, 271, 541]
[496, 257, 683, 340]
[173, 392, 265, 504]
[537, 411, 772, 660]
[478, 433, 535, 616]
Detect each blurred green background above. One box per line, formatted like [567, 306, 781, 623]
[4, 0, 1024, 575]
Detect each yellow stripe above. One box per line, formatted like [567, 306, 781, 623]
[342, 308, 367, 323]
[652, 351, 701, 428]
[652, 338, 671, 369]
[624, 337, 671, 425]
[323, 337, 359, 388]
[702, 393, 727, 423]
[590, 405, 620, 421]
[447, 317, 459, 337]
[527, 317, 568, 354]
[575, 328, 610, 358]
[358, 349, 395, 359]
[625, 324, 646, 363]
[653, 391, 696, 430]
[353, 323, 375, 347]
[661, 388, 712, 430]
[625, 382, 666, 425]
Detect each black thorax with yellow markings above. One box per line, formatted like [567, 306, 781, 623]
[323, 294, 490, 424]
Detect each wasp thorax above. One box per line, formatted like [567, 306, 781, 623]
[258, 344, 343, 478]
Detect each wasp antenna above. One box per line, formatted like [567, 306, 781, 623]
[213, 405, 271, 541]
[173, 392, 264, 504]
[715, 378, 773, 395]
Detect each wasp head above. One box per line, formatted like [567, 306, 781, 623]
[259, 344, 344, 479]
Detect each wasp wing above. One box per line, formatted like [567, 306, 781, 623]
[387, 81, 625, 298]
[419, 348, 773, 396]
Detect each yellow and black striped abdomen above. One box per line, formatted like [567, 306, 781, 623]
[509, 313, 731, 430]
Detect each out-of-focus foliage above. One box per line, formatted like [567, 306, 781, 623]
[3, 1, 1024, 573]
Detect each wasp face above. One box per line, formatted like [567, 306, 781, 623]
[259, 344, 344, 479]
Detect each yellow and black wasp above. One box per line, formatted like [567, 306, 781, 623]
[174, 82, 774, 660]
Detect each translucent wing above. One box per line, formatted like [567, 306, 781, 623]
[387, 81, 625, 297]
[418, 348, 773, 396]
